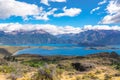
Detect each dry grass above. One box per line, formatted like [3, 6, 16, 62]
[0, 46, 28, 54]
[0, 49, 119, 80]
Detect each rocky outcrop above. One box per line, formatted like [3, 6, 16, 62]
[87, 52, 119, 59]
[71, 62, 94, 72]
[0, 48, 12, 58]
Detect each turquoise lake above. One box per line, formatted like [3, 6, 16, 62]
[13, 44, 120, 56]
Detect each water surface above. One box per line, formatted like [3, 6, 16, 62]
[14, 44, 120, 56]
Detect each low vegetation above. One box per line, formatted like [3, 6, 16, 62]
[0, 47, 120, 80]
[21, 60, 57, 67]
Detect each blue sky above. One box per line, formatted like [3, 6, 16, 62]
[0, 0, 120, 35]
[0, 0, 117, 26]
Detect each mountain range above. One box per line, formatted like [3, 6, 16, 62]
[68, 30, 120, 46]
[0, 29, 120, 46]
[0, 30, 62, 44]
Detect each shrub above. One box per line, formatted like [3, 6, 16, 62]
[95, 70, 101, 74]
[82, 73, 99, 80]
[31, 64, 59, 80]
[111, 62, 120, 70]
[104, 74, 112, 80]
[76, 76, 81, 80]
[21, 60, 57, 67]
[0, 65, 15, 73]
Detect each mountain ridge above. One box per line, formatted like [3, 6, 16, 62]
[0, 29, 120, 46]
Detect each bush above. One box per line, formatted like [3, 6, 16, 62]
[76, 76, 81, 80]
[31, 64, 59, 80]
[21, 60, 56, 67]
[82, 73, 99, 80]
[95, 70, 101, 74]
[111, 62, 120, 70]
[0, 65, 15, 73]
[104, 74, 112, 80]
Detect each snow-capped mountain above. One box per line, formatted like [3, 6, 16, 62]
[0, 29, 120, 46]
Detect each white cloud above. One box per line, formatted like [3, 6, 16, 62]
[106, 0, 120, 15]
[83, 25, 120, 30]
[98, 0, 107, 5]
[0, 0, 40, 19]
[100, 0, 120, 24]
[0, 0, 58, 21]
[0, 23, 120, 35]
[0, 23, 82, 35]
[90, 0, 107, 15]
[41, 0, 49, 6]
[39, 25, 82, 35]
[34, 8, 57, 20]
[90, 7, 100, 14]
[0, 0, 81, 20]
[54, 7, 82, 17]
[0, 0, 60, 20]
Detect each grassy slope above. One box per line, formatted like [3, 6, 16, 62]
[0, 46, 31, 58]
[0, 46, 120, 80]
[1, 56, 120, 80]
[0, 46, 28, 54]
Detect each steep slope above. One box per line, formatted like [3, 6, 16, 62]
[0, 30, 62, 44]
[76, 30, 120, 46]
[57, 30, 120, 46]
[0, 29, 120, 46]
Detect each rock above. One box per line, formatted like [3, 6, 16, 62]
[110, 51, 119, 58]
[71, 62, 94, 72]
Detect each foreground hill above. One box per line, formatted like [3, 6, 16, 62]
[0, 51, 120, 80]
[0, 46, 29, 58]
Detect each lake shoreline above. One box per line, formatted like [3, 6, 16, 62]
[0, 45, 120, 80]
[0, 44, 120, 57]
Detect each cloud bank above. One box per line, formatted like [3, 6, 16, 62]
[0, 23, 82, 35]
[0, 23, 120, 35]
[83, 25, 120, 30]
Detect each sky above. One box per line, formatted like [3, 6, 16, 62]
[0, 0, 120, 35]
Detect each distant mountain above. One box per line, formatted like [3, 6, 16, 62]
[72, 30, 120, 46]
[56, 33, 77, 44]
[0, 30, 62, 44]
[57, 30, 120, 46]
[0, 29, 120, 46]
